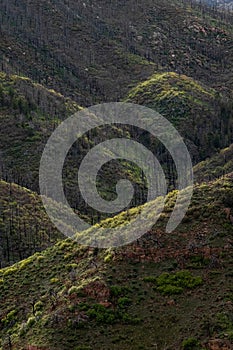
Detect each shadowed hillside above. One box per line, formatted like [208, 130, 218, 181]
[0, 72, 81, 189]
[0, 73, 149, 222]
[0, 0, 233, 105]
[0, 180, 64, 268]
[194, 144, 233, 182]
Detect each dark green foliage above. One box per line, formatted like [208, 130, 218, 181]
[117, 297, 132, 309]
[143, 276, 157, 283]
[221, 188, 233, 208]
[187, 256, 210, 269]
[1, 309, 18, 329]
[110, 285, 131, 298]
[87, 304, 116, 324]
[144, 271, 202, 295]
[182, 337, 200, 350]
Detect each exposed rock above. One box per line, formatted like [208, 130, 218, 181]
[83, 280, 110, 302]
[205, 339, 233, 350]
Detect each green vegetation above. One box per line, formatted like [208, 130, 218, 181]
[126, 71, 233, 162]
[0, 180, 63, 267]
[126, 72, 215, 118]
[0, 73, 148, 223]
[0, 176, 232, 349]
[182, 337, 201, 350]
[194, 144, 233, 183]
[0, 0, 233, 349]
[144, 270, 202, 295]
[1, 0, 233, 105]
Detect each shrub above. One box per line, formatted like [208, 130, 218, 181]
[143, 276, 157, 283]
[68, 286, 86, 297]
[104, 252, 113, 263]
[157, 284, 183, 295]
[188, 255, 209, 269]
[118, 297, 132, 309]
[66, 263, 78, 271]
[2, 309, 17, 327]
[182, 337, 200, 349]
[36, 255, 44, 263]
[87, 304, 116, 324]
[50, 277, 59, 284]
[68, 286, 79, 295]
[34, 301, 43, 312]
[3, 267, 18, 276]
[119, 312, 141, 325]
[67, 317, 86, 329]
[144, 271, 202, 295]
[19, 258, 32, 270]
[78, 303, 89, 311]
[216, 312, 233, 337]
[110, 285, 131, 297]
[35, 311, 43, 319]
[170, 271, 202, 289]
[228, 330, 233, 340]
[19, 322, 27, 336]
[57, 240, 71, 250]
[26, 316, 36, 328]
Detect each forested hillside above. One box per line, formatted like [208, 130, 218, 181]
[0, 0, 233, 105]
[0, 180, 63, 268]
[125, 72, 233, 162]
[194, 143, 233, 182]
[0, 0, 233, 349]
[0, 73, 148, 221]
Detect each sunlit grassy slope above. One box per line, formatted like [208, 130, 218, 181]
[0, 174, 233, 349]
[194, 144, 233, 183]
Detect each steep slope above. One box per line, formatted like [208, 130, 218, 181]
[125, 72, 233, 162]
[0, 180, 63, 268]
[0, 72, 81, 189]
[0, 174, 233, 349]
[194, 143, 233, 182]
[0, 0, 233, 105]
[0, 73, 148, 218]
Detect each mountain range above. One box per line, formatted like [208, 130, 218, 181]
[0, 0, 233, 349]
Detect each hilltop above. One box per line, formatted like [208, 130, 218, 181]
[125, 72, 233, 162]
[0, 0, 233, 105]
